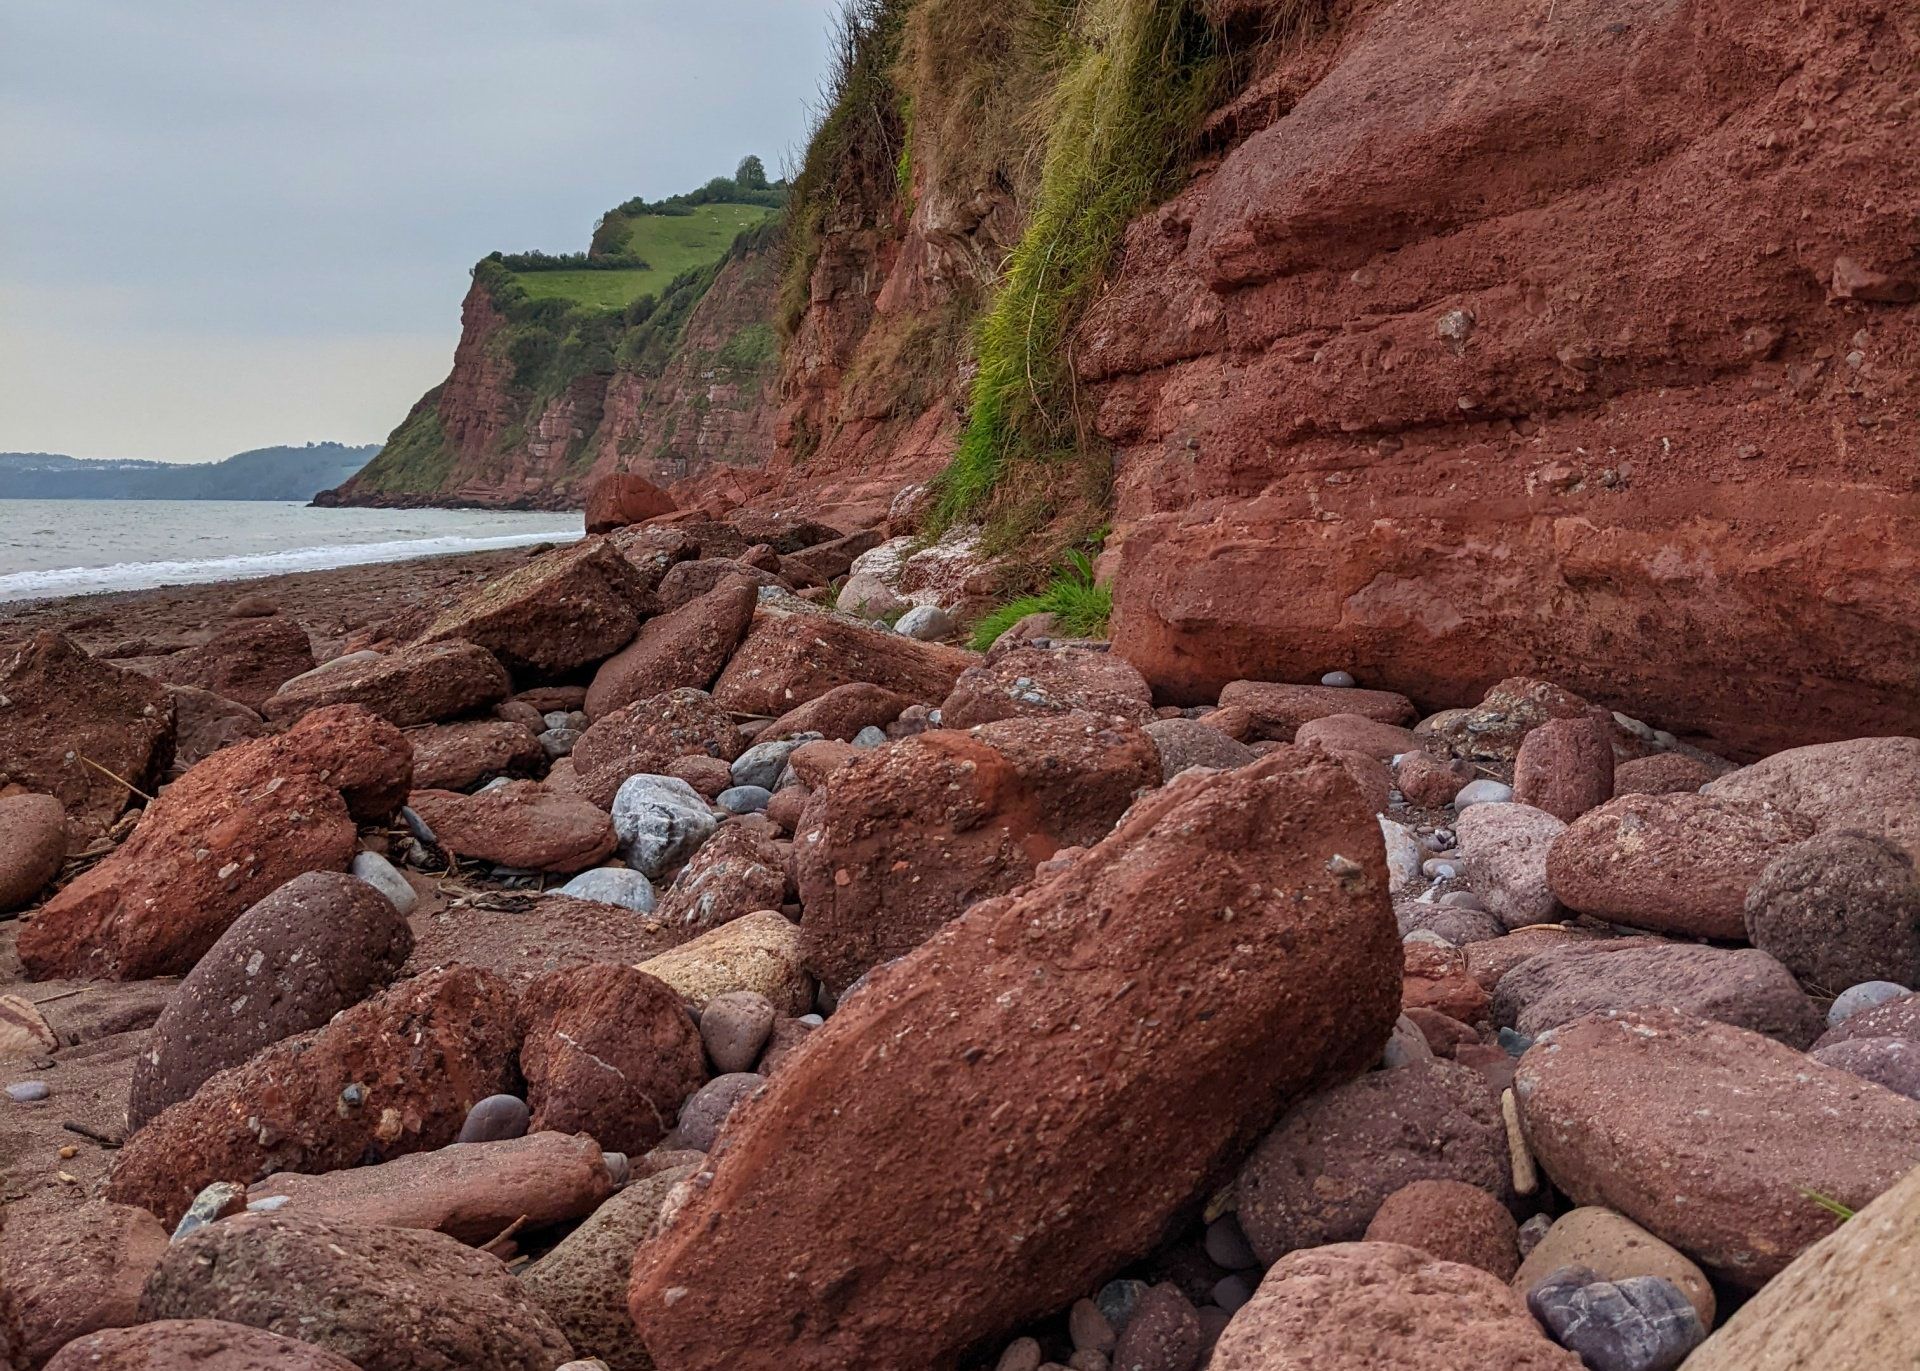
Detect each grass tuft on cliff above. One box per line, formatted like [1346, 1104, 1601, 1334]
[968, 548, 1111, 650]
[930, 0, 1228, 539]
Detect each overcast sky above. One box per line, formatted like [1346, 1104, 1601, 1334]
[0, 1, 839, 462]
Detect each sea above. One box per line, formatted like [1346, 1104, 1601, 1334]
[0, 499, 583, 604]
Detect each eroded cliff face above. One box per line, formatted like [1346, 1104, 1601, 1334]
[585, 249, 781, 489]
[325, 243, 782, 511]
[1076, 0, 1920, 756]
[764, 63, 1027, 528]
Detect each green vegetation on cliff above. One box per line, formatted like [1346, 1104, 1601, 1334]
[931, 0, 1229, 541]
[345, 396, 454, 496]
[782, 0, 1260, 559]
[343, 168, 786, 498]
[510, 201, 779, 310]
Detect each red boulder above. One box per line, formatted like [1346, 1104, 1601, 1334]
[586, 471, 677, 534]
[629, 749, 1401, 1370]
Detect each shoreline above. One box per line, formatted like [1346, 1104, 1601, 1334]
[0, 545, 545, 660]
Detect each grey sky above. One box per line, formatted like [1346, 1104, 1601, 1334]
[0, 0, 838, 461]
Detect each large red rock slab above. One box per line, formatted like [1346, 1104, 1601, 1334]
[654, 558, 784, 612]
[1208, 1242, 1581, 1371]
[164, 685, 269, 775]
[1545, 792, 1813, 939]
[566, 688, 744, 808]
[128, 870, 414, 1132]
[780, 527, 884, 583]
[138, 1211, 573, 1371]
[406, 719, 544, 791]
[0, 631, 174, 849]
[404, 894, 683, 987]
[1490, 940, 1821, 1047]
[939, 645, 1156, 729]
[1234, 1059, 1512, 1263]
[711, 602, 977, 716]
[584, 579, 757, 721]
[261, 639, 510, 727]
[795, 714, 1161, 996]
[1294, 712, 1420, 760]
[1705, 736, 1920, 863]
[628, 748, 1402, 1371]
[417, 536, 649, 679]
[19, 706, 409, 980]
[1092, 0, 1920, 759]
[1681, 1160, 1920, 1371]
[20, 778, 350, 983]
[149, 616, 315, 713]
[1614, 751, 1720, 795]
[244, 1132, 615, 1243]
[521, 1163, 700, 1371]
[725, 510, 841, 554]
[1514, 1007, 1920, 1288]
[3, 1198, 170, 1367]
[0, 792, 65, 913]
[409, 781, 616, 874]
[585, 471, 677, 534]
[44, 1321, 361, 1371]
[1215, 680, 1413, 742]
[520, 963, 707, 1154]
[107, 966, 519, 1226]
[760, 682, 916, 741]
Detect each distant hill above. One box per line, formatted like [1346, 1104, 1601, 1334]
[0, 443, 379, 500]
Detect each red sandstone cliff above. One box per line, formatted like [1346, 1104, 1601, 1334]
[751, 0, 1919, 755]
[1079, 0, 1919, 755]
[324, 241, 781, 511]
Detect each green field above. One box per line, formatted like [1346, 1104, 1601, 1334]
[511, 202, 779, 310]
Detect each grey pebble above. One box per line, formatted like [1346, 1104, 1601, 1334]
[1095, 1279, 1150, 1336]
[717, 785, 773, 815]
[1527, 1266, 1705, 1371]
[171, 1180, 245, 1241]
[1203, 1214, 1258, 1270]
[457, 1093, 530, 1143]
[555, 866, 657, 913]
[1211, 1273, 1255, 1313]
[1453, 779, 1514, 808]
[399, 805, 437, 844]
[1321, 670, 1356, 688]
[731, 735, 820, 791]
[349, 850, 417, 914]
[1830, 980, 1912, 1027]
[895, 605, 956, 641]
[852, 726, 888, 748]
[5, 1081, 49, 1103]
